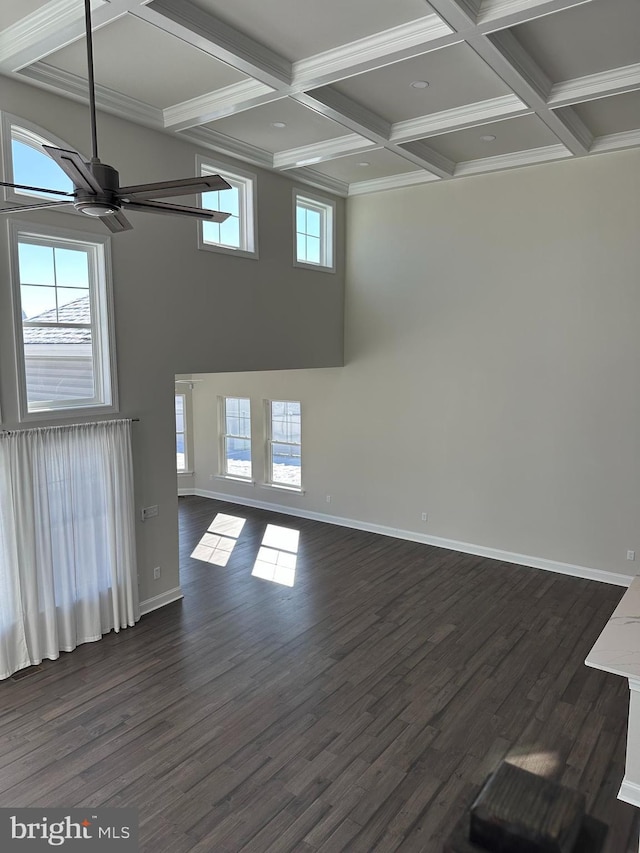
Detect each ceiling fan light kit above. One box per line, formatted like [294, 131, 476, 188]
[0, 0, 230, 234]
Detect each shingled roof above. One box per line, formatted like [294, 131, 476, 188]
[23, 295, 91, 344]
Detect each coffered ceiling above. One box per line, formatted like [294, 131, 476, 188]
[1, 0, 639, 197]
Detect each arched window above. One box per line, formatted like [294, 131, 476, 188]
[1, 113, 81, 205]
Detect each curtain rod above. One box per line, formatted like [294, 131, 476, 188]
[2, 417, 140, 433]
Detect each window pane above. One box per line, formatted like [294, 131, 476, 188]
[306, 209, 321, 238]
[220, 215, 240, 248]
[57, 288, 90, 319]
[202, 221, 221, 245]
[24, 331, 95, 404]
[271, 442, 301, 488]
[306, 236, 320, 264]
[219, 185, 239, 217]
[20, 285, 57, 321]
[176, 410, 184, 433]
[297, 234, 307, 263]
[225, 437, 252, 478]
[54, 248, 89, 288]
[176, 434, 185, 471]
[18, 243, 55, 285]
[296, 206, 306, 233]
[12, 138, 73, 198]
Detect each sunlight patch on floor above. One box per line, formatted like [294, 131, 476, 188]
[252, 524, 299, 586]
[505, 750, 560, 778]
[191, 513, 246, 567]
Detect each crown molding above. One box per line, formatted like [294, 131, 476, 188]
[292, 16, 455, 90]
[454, 143, 571, 176]
[548, 63, 640, 108]
[390, 94, 529, 143]
[348, 169, 441, 196]
[284, 167, 349, 197]
[273, 135, 375, 170]
[477, 0, 592, 30]
[132, 0, 292, 89]
[589, 128, 640, 154]
[18, 63, 163, 128]
[163, 80, 277, 131]
[179, 126, 274, 170]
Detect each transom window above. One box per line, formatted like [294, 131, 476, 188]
[266, 400, 302, 490]
[220, 397, 252, 480]
[10, 222, 116, 418]
[1, 114, 78, 205]
[198, 156, 257, 259]
[294, 192, 335, 272]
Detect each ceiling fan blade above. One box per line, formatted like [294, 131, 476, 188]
[118, 175, 231, 200]
[101, 210, 134, 233]
[0, 201, 74, 214]
[0, 180, 74, 197]
[43, 146, 103, 194]
[122, 199, 231, 222]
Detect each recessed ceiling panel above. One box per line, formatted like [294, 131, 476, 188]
[206, 99, 350, 153]
[190, 0, 433, 61]
[330, 44, 512, 124]
[511, 0, 640, 82]
[311, 149, 421, 183]
[569, 91, 640, 138]
[422, 115, 561, 163]
[2, 0, 54, 29]
[44, 15, 247, 108]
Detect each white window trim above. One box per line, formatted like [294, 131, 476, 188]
[218, 395, 253, 481]
[1, 112, 86, 216]
[8, 219, 119, 422]
[264, 398, 303, 492]
[293, 188, 336, 274]
[196, 155, 258, 260]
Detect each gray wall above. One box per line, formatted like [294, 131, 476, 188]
[0, 77, 345, 606]
[191, 146, 640, 582]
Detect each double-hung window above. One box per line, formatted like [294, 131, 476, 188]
[294, 192, 335, 272]
[266, 400, 302, 490]
[197, 156, 257, 259]
[220, 396, 252, 480]
[10, 221, 117, 418]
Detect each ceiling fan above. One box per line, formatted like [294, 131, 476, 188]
[0, 0, 231, 233]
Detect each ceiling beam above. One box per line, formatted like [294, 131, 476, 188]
[476, 0, 594, 32]
[163, 81, 279, 131]
[132, 0, 292, 90]
[548, 63, 640, 108]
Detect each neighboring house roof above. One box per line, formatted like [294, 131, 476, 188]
[23, 295, 91, 344]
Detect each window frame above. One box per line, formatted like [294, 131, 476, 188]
[218, 395, 254, 482]
[196, 155, 258, 260]
[264, 399, 303, 492]
[8, 219, 118, 422]
[293, 189, 336, 273]
[1, 112, 85, 214]
[175, 391, 188, 474]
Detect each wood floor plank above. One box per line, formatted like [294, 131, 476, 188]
[0, 495, 636, 852]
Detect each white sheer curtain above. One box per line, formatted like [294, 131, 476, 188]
[0, 419, 139, 680]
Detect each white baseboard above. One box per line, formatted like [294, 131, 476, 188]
[178, 487, 195, 496]
[618, 778, 640, 808]
[194, 488, 633, 588]
[139, 586, 184, 615]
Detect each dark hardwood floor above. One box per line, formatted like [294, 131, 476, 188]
[1, 495, 638, 851]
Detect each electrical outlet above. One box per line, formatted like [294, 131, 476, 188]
[628, 550, 636, 561]
[141, 505, 159, 521]
[421, 512, 428, 522]
[153, 566, 161, 579]
[326, 495, 331, 504]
